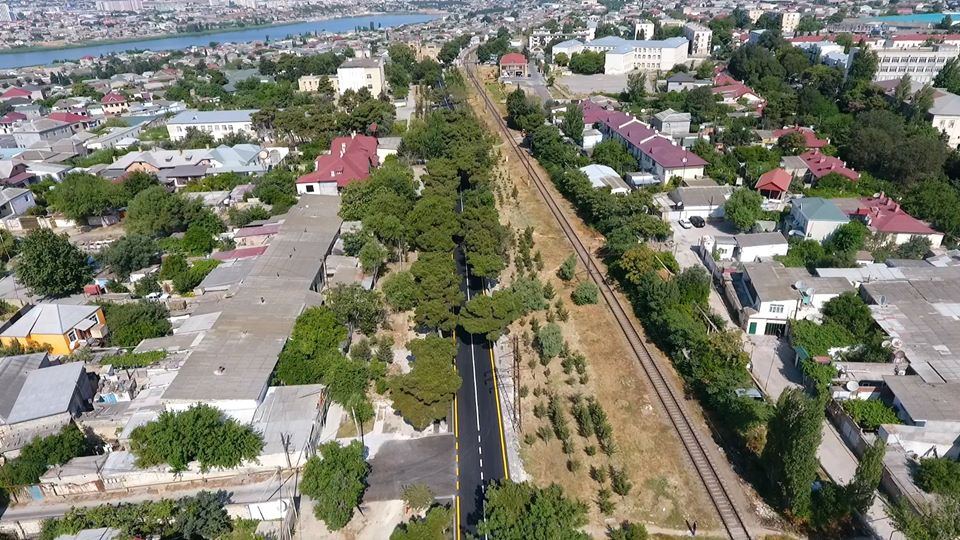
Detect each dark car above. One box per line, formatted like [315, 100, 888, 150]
[690, 216, 706, 228]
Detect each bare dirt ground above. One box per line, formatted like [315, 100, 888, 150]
[465, 87, 721, 534]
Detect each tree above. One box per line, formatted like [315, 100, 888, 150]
[557, 254, 577, 281]
[358, 240, 389, 274]
[129, 404, 263, 472]
[477, 481, 589, 539]
[391, 505, 452, 540]
[848, 45, 879, 83]
[401, 484, 435, 512]
[560, 104, 584, 146]
[411, 252, 462, 332]
[536, 322, 564, 360]
[390, 336, 461, 429]
[301, 441, 370, 530]
[172, 259, 220, 294]
[120, 171, 160, 201]
[553, 52, 569, 66]
[178, 490, 232, 540]
[568, 51, 605, 75]
[888, 493, 960, 540]
[762, 388, 824, 519]
[848, 438, 886, 514]
[724, 188, 763, 232]
[826, 221, 868, 255]
[917, 457, 960, 498]
[0, 424, 91, 489]
[626, 72, 647, 103]
[458, 290, 522, 341]
[99, 235, 159, 280]
[821, 291, 874, 339]
[896, 236, 932, 260]
[101, 301, 171, 346]
[571, 282, 598, 305]
[777, 132, 807, 155]
[607, 521, 648, 540]
[407, 193, 460, 252]
[591, 139, 637, 175]
[15, 229, 92, 297]
[125, 186, 201, 237]
[274, 306, 347, 386]
[382, 270, 418, 312]
[181, 223, 218, 255]
[934, 57, 960, 94]
[326, 283, 385, 335]
[47, 173, 124, 222]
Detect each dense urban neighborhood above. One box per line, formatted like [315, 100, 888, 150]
[0, 0, 957, 539]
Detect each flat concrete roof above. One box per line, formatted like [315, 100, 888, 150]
[162, 195, 342, 403]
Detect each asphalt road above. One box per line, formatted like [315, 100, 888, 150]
[453, 242, 507, 537]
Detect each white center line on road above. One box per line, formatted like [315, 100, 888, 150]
[465, 262, 482, 434]
[478, 447, 482, 455]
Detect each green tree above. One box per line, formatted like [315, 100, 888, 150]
[459, 290, 522, 340]
[401, 484, 435, 512]
[390, 336, 462, 429]
[129, 404, 263, 472]
[724, 188, 763, 232]
[607, 521, 648, 540]
[536, 322, 564, 360]
[15, 229, 92, 297]
[301, 441, 370, 530]
[888, 494, 960, 540]
[178, 490, 232, 539]
[626, 72, 647, 103]
[557, 254, 577, 281]
[358, 240, 389, 274]
[934, 57, 960, 94]
[0, 424, 91, 489]
[477, 481, 589, 539]
[125, 186, 202, 237]
[407, 193, 460, 252]
[120, 171, 160, 201]
[382, 270, 418, 312]
[826, 221, 868, 255]
[762, 388, 824, 519]
[391, 506, 452, 539]
[571, 282, 598, 305]
[326, 283, 385, 335]
[181, 223, 218, 255]
[821, 291, 874, 339]
[568, 51, 605, 75]
[172, 259, 220, 294]
[411, 252, 462, 332]
[101, 301, 171, 346]
[47, 173, 124, 222]
[591, 139, 638, 176]
[560, 104, 585, 146]
[848, 45, 879, 83]
[917, 458, 960, 498]
[98, 235, 159, 280]
[848, 438, 886, 514]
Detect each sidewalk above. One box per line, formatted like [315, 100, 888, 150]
[750, 334, 904, 540]
[492, 336, 528, 482]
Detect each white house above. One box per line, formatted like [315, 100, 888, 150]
[0, 187, 35, 219]
[787, 197, 850, 242]
[336, 57, 386, 96]
[166, 109, 258, 142]
[702, 232, 788, 262]
[658, 183, 732, 220]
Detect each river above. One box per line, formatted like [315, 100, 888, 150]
[0, 13, 439, 69]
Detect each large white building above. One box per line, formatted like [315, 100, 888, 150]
[870, 44, 960, 83]
[683, 23, 712, 57]
[553, 36, 689, 74]
[336, 57, 386, 96]
[166, 109, 258, 142]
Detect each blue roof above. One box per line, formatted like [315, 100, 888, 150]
[168, 109, 258, 124]
[794, 197, 850, 222]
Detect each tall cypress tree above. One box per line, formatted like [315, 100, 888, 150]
[762, 388, 824, 520]
[849, 438, 885, 514]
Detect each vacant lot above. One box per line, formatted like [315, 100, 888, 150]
[465, 84, 721, 533]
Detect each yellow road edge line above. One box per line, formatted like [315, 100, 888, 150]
[455, 494, 462, 540]
[489, 346, 510, 481]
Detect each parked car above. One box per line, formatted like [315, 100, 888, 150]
[678, 219, 692, 229]
[690, 216, 706, 228]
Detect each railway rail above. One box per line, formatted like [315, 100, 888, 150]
[462, 58, 752, 540]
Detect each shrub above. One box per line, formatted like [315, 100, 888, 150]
[571, 281, 599, 305]
[557, 254, 577, 281]
[841, 399, 901, 431]
[101, 301, 171, 347]
[105, 350, 166, 368]
[917, 458, 960, 498]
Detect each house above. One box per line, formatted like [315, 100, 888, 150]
[684, 23, 713, 57]
[782, 150, 859, 184]
[755, 167, 792, 201]
[772, 126, 828, 149]
[0, 111, 26, 133]
[222, 69, 273, 93]
[0, 85, 43, 102]
[47, 111, 100, 132]
[0, 304, 108, 355]
[12, 119, 72, 149]
[832, 193, 944, 248]
[664, 72, 711, 92]
[298, 74, 333, 93]
[0, 352, 94, 454]
[787, 197, 850, 241]
[651, 108, 691, 136]
[0, 187, 35, 218]
[733, 261, 854, 335]
[104, 144, 284, 188]
[712, 72, 765, 109]
[296, 134, 379, 195]
[336, 57, 386, 96]
[579, 164, 630, 194]
[659, 181, 733, 220]
[499, 52, 528, 78]
[876, 78, 960, 148]
[704, 232, 789, 262]
[100, 92, 128, 115]
[166, 109, 258, 142]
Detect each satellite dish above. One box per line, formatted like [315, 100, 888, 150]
[793, 280, 807, 290]
[804, 287, 815, 297]
[890, 338, 904, 350]
[258, 149, 269, 161]
[846, 380, 859, 392]
[882, 340, 892, 348]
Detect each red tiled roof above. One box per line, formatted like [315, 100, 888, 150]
[773, 126, 828, 149]
[638, 136, 708, 169]
[234, 223, 281, 238]
[799, 150, 859, 181]
[499, 52, 527, 66]
[0, 111, 26, 124]
[48, 112, 91, 124]
[852, 194, 937, 235]
[213, 245, 268, 261]
[756, 168, 792, 193]
[298, 135, 379, 188]
[1, 87, 30, 99]
[101, 92, 126, 104]
[581, 101, 617, 125]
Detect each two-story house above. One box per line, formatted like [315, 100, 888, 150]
[786, 197, 850, 242]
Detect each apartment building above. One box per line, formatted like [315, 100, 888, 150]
[336, 57, 386, 96]
[683, 22, 712, 57]
[870, 44, 960, 83]
[781, 12, 801, 35]
[166, 109, 258, 141]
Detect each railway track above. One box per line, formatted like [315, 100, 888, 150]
[463, 59, 752, 540]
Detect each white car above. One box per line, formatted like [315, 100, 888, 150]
[678, 219, 693, 229]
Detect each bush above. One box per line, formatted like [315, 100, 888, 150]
[841, 399, 901, 431]
[172, 259, 220, 293]
[917, 458, 960, 498]
[557, 254, 577, 281]
[129, 404, 263, 472]
[101, 301, 171, 347]
[105, 350, 166, 368]
[301, 441, 369, 530]
[535, 323, 564, 361]
[0, 424, 92, 489]
[571, 281, 599, 305]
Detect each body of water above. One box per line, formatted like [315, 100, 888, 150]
[869, 12, 958, 23]
[0, 13, 438, 69]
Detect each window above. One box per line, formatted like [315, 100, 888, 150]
[769, 303, 785, 314]
[67, 330, 78, 342]
[305, 184, 315, 193]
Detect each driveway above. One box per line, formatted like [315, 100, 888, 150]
[364, 435, 456, 502]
